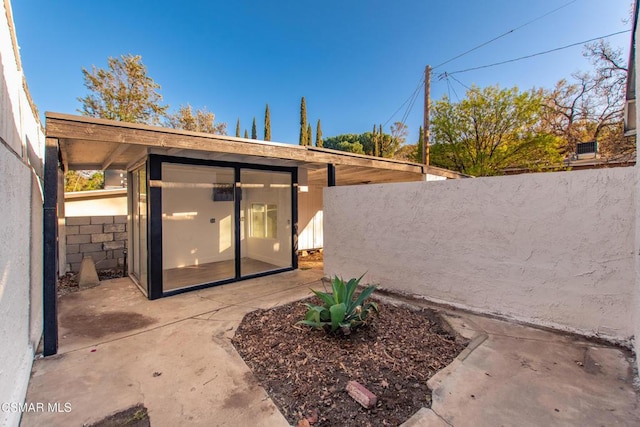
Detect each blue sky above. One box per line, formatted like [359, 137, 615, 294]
[12, 0, 633, 146]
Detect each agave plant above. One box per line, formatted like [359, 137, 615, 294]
[299, 274, 378, 334]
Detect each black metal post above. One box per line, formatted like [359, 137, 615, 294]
[327, 164, 336, 187]
[43, 138, 59, 356]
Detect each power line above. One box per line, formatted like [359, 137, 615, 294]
[399, 80, 423, 128]
[382, 75, 424, 128]
[433, 0, 579, 70]
[446, 29, 631, 75]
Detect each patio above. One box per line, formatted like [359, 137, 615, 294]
[21, 271, 640, 426]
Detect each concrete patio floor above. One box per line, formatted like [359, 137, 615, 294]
[21, 272, 640, 426]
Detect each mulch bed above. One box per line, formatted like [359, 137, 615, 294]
[232, 296, 468, 426]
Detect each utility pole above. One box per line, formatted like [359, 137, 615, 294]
[423, 65, 431, 166]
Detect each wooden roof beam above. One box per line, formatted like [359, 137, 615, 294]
[101, 143, 130, 170]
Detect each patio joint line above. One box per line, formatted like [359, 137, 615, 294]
[432, 408, 454, 427]
[482, 331, 575, 344]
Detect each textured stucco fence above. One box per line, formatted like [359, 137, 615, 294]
[65, 216, 127, 272]
[324, 167, 636, 345]
[0, 2, 45, 425]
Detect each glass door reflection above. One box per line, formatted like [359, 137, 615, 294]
[161, 163, 235, 291]
[239, 169, 292, 277]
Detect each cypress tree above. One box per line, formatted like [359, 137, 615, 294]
[244, 129, 249, 138]
[251, 117, 257, 139]
[264, 104, 271, 141]
[235, 118, 241, 137]
[372, 124, 378, 156]
[378, 124, 383, 157]
[316, 119, 323, 147]
[416, 125, 424, 163]
[299, 97, 307, 145]
[307, 123, 312, 147]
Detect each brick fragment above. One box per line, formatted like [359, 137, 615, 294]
[345, 380, 377, 409]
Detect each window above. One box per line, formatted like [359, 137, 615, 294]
[251, 203, 277, 238]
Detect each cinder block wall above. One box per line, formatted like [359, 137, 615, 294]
[65, 215, 127, 272]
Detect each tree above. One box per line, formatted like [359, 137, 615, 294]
[244, 129, 249, 138]
[323, 134, 366, 154]
[236, 118, 241, 137]
[165, 104, 227, 134]
[78, 54, 168, 125]
[372, 124, 379, 157]
[65, 170, 104, 192]
[415, 126, 424, 163]
[307, 124, 313, 147]
[541, 40, 634, 160]
[299, 97, 308, 146]
[431, 85, 562, 176]
[264, 104, 271, 141]
[251, 117, 257, 139]
[316, 119, 323, 147]
[394, 144, 418, 162]
[379, 121, 406, 157]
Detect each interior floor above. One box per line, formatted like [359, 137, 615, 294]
[162, 257, 284, 291]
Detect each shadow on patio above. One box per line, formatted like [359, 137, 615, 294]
[21, 268, 640, 426]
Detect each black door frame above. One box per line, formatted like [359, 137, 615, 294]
[146, 154, 298, 299]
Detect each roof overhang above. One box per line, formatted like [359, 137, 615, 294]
[45, 112, 440, 186]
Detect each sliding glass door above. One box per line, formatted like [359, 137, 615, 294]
[131, 166, 148, 295]
[240, 169, 293, 277]
[139, 156, 296, 297]
[161, 163, 236, 292]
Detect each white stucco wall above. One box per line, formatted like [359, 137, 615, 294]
[64, 189, 127, 217]
[325, 167, 636, 344]
[633, 0, 640, 378]
[0, 1, 45, 426]
[635, 164, 640, 372]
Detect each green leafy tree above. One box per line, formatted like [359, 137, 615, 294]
[316, 119, 323, 147]
[236, 118, 241, 137]
[394, 144, 418, 161]
[264, 104, 271, 141]
[431, 85, 562, 176]
[323, 134, 365, 154]
[244, 129, 249, 138]
[64, 170, 104, 192]
[251, 117, 257, 139]
[165, 104, 226, 134]
[307, 124, 313, 147]
[78, 54, 168, 125]
[299, 97, 308, 146]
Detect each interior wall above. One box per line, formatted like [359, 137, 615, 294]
[242, 172, 292, 267]
[298, 185, 323, 250]
[162, 163, 235, 270]
[325, 168, 636, 344]
[0, 1, 45, 425]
